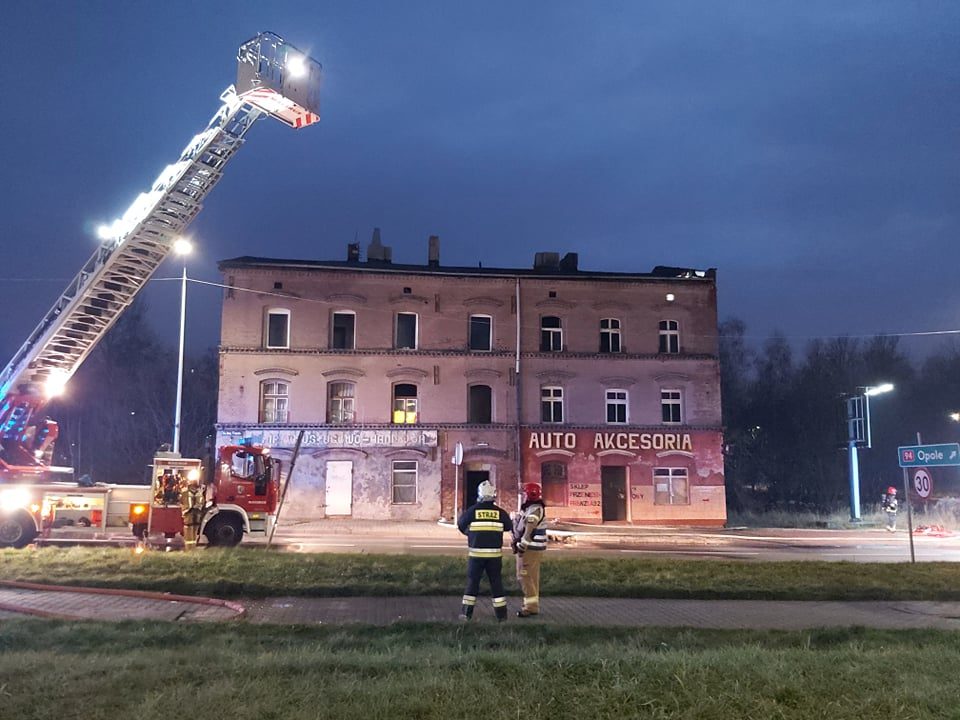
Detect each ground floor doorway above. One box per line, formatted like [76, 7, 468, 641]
[464, 469, 490, 510]
[325, 461, 353, 515]
[601, 466, 627, 521]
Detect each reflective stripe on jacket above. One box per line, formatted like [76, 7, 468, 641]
[515, 501, 547, 551]
[458, 501, 513, 557]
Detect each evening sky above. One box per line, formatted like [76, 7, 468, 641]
[0, 1, 957, 360]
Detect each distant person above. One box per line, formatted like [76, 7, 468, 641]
[457, 480, 513, 622]
[882, 486, 899, 532]
[512, 482, 547, 617]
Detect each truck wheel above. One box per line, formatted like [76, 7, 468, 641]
[0, 512, 38, 549]
[204, 515, 243, 547]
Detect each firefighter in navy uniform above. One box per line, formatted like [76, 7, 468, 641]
[457, 480, 513, 621]
[512, 482, 548, 617]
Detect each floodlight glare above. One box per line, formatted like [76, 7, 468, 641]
[44, 368, 69, 398]
[173, 238, 193, 256]
[0, 488, 30, 513]
[865, 383, 894, 396]
[286, 55, 307, 78]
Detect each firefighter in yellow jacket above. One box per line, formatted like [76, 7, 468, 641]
[179, 469, 205, 550]
[512, 482, 547, 617]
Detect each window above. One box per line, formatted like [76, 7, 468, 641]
[541, 386, 564, 423]
[468, 384, 493, 424]
[331, 312, 355, 349]
[606, 389, 628, 424]
[654, 468, 689, 505]
[600, 318, 621, 353]
[540, 316, 563, 352]
[392, 460, 418, 504]
[541, 462, 567, 506]
[659, 320, 680, 354]
[265, 309, 290, 349]
[661, 389, 682, 424]
[327, 382, 355, 424]
[259, 381, 289, 423]
[396, 312, 418, 349]
[469, 315, 492, 351]
[392, 384, 418, 424]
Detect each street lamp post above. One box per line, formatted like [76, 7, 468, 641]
[847, 383, 894, 520]
[172, 238, 193, 454]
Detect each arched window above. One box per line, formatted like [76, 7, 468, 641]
[327, 381, 356, 424]
[392, 383, 419, 424]
[600, 318, 621, 353]
[467, 384, 492, 424]
[469, 314, 492, 351]
[659, 320, 680, 354]
[540, 316, 563, 352]
[331, 311, 356, 349]
[264, 308, 290, 349]
[259, 380, 289, 423]
[605, 389, 628, 424]
[541, 386, 564, 423]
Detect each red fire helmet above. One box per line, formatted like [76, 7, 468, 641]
[887, 486, 897, 495]
[523, 482, 542, 501]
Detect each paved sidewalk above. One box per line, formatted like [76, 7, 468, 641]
[244, 596, 960, 629]
[3, 584, 960, 629]
[0, 584, 241, 622]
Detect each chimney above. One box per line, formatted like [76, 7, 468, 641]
[347, 242, 360, 262]
[367, 227, 393, 263]
[428, 235, 440, 267]
[559, 252, 579, 272]
[533, 252, 560, 271]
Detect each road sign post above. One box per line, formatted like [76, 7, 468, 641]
[452, 442, 464, 521]
[898, 443, 960, 468]
[896, 441, 960, 563]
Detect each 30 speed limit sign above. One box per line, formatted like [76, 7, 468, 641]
[913, 469, 932, 498]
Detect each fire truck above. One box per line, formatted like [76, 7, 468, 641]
[0, 32, 321, 549]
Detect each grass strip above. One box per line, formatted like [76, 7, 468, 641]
[3, 547, 960, 600]
[1, 620, 959, 720]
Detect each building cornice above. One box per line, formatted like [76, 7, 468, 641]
[219, 347, 717, 361]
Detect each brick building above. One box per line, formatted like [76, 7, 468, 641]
[216, 232, 726, 525]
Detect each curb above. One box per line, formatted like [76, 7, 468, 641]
[0, 580, 246, 620]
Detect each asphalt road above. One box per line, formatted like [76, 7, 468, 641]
[270, 525, 960, 563]
[32, 522, 960, 562]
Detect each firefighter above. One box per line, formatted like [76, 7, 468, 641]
[512, 482, 547, 617]
[180, 469, 205, 550]
[882, 486, 899, 532]
[457, 480, 513, 621]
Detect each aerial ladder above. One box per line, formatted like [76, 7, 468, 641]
[0, 32, 322, 482]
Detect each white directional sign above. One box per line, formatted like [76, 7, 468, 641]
[913, 468, 932, 499]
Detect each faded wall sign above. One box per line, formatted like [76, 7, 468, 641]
[218, 428, 438, 449]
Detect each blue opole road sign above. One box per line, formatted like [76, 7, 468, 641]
[898, 443, 960, 468]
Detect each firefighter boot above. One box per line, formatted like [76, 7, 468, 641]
[459, 605, 473, 622]
[494, 606, 507, 622]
